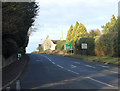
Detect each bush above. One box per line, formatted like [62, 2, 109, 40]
[44, 49, 52, 54]
[95, 32, 118, 57]
[76, 38, 95, 55]
[55, 40, 66, 50]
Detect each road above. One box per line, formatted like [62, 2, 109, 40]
[8, 53, 119, 90]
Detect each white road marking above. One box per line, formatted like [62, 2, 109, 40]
[85, 65, 96, 69]
[39, 54, 116, 88]
[16, 80, 21, 90]
[104, 70, 118, 74]
[109, 71, 118, 74]
[40, 54, 55, 64]
[67, 69, 79, 75]
[40, 54, 79, 75]
[71, 65, 77, 68]
[87, 77, 114, 87]
[57, 65, 64, 69]
[6, 87, 10, 91]
[74, 62, 80, 64]
[98, 65, 110, 68]
[52, 62, 55, 64]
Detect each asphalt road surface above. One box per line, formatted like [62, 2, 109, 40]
[8, 53, 119, 90]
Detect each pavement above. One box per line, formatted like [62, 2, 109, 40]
[6, 53, 119, 91]
[2, 54, 29, 90]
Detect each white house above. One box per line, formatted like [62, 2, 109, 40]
[41, 35, 60, 51]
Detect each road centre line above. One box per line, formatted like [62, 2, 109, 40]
[40, 54, 55, 64]
[51, 62, 55, 64]
[40, 54, 79, 75]
[85, 65, 96, 69]
[39, 54, 115, 88]
[71, 65, 77, 68]
[57, 65, 64, 69]
[67, 69, 79, 75]
[87, 77, 114, 87]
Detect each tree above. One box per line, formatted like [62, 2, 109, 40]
[73, 23, 88, 53]
[102, 14, 117, 34]
[2, 2, 39, 58]
[71, 21, 79, 41]
[66, 25, 73, 44]
[95, 28, 101, 36]
[74, 23, 88, 41]
[55, 40, 66, 50]
[37, 45, 44, 52]
[89, 30, 96, 38]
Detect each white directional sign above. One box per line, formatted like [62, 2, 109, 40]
[81, 43, 87, 49]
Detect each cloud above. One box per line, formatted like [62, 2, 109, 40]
[86, 25, 102, 32]
[36, 0, 119, 8]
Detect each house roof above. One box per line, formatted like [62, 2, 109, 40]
[39, 44, 42, 47]
[51, 40, 60, 44]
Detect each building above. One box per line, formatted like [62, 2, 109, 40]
[41, 35, 60, 51]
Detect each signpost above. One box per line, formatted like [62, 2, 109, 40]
[65, 44, 72, 50]
[17, 53, 21, 60]
[81, 43, 87, 55]
[81, 43, 87, 49]
[65, 44, 73, 54]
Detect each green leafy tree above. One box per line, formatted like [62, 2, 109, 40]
[71, 21, 79, 41]
[66, 25, 73, 44]
[102, 14, 117, 34]
[74, 23, 88, 40]
[2, 2, 39, 58]
[95, 28, 101, 36]
[89, 30, 96, 38]
[55, 40, 66, 50]
[73, 23, 88, 53]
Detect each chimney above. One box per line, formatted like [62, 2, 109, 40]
[46, 35, 50, 39]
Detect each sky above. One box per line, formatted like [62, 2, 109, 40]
[26, 0, 119, 53]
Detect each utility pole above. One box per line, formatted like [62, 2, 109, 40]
[62, 31, 63, 40]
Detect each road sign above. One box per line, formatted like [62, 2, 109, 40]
[17, 53, 21, 60]
[81, 43, 87, 49]
[18, 53, 21, 57]
[65, 44, 72, 50]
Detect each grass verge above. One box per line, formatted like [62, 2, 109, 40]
[54, 53, 120, 66]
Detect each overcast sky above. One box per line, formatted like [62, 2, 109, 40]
[26, 0, 119, 53]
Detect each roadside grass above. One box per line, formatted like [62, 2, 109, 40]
[54, 53, 120, 66]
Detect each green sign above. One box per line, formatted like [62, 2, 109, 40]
[18, 53, 21, 57]
[65, 44, 72, 50]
